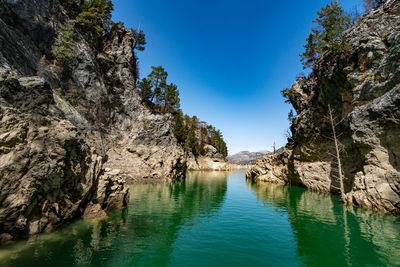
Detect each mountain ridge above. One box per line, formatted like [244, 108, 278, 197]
[227, 150, 270, 165]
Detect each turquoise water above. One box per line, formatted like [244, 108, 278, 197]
[1, 170, 400, 266]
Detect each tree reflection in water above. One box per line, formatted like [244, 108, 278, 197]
[0, 171, 228, 267]
[1, 172, 399, 267]
[248, 180, 400, 266]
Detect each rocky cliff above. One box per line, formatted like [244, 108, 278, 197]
[247, 0, 400, 215]
[0, 0, 228, 243]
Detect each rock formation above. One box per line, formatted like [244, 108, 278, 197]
[246, 149, 289, 183]
[0, 75, 129, 243]
[247, 0, 400, 215]
[0, 0, 229, 243]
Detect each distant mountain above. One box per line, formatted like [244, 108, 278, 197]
[227, 150, 270, 165]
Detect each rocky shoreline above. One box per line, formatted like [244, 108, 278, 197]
[247, 0, 400, 215]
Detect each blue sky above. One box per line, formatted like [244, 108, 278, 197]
[112, 0, 363, 155]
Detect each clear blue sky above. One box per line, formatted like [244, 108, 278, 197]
[112, 0, 363, 155]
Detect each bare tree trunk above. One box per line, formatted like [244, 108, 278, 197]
[328, 104, 346, 202]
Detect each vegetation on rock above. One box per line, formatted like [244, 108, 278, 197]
[52, 26, 76, 67]
[300, 1, 351, 69]
[131, 27, 146, 52]
[78, 0, 114, 37]
[173, 109, 186, 143]
[211, 128, 228, 157]
[138, 66, 180, 113]
[173, 111, 228, 157]
[261, 0, 400, 215]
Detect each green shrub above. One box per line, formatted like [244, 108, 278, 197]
[66, 87, 79, 105]
[390, 46, 400, 55]
[53, 26, 76, 66]
[281, 87, 302, 104]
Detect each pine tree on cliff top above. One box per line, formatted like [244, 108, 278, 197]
[131, 27, 147, 51]
[148, 66, 168, 104]
[78, 0, 114, 37]
[300, 1, 351, 69]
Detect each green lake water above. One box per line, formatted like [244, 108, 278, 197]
[1, 170, 400, 266]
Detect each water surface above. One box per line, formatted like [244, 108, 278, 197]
[1, 170, 400, 266]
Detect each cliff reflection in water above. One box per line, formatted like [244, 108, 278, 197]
[2, 171, 399, 266]
[248, 181, 400, 266]
[0, 171, 228, 267]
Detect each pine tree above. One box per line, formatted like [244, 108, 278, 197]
[187, 124, 198, 155]
[199, 126, 208, 155]
[78, 0, 114, 37]
[131, 28, 146, 51]
[164, 83, 180, 113]
[199, 139, 206, 155]
[140, 66, 182, 113]
[210, 129, 228, 157]
[300, 32, 318, 69]
[300, 1, 351, 69]
[174, 109, 186, 143]
[138, 78, 152, 104]
[148, 66, 168, 104]
[183, 115, 191, 137]
[53, 26, 76, 67]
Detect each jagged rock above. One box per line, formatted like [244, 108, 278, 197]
[191, 156, 236, 171]
[247, 0, 400, 215]
[246, 150, 289, 184]
[0, 76, 129, 243]
[0, 0, 230, 243]
[83, 168, 130, 218]
[0, 0, 227, 184]
[204, 144, 219, 158]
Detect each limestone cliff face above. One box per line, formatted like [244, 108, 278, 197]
[0, 75, 129, 243]
[247, 0, 400, 215]
[0, 0, 227, 242]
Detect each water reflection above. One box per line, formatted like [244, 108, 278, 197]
[1, 172, 399, 266]
[0, 171, 228, 267]
[248, 181, 400, 266]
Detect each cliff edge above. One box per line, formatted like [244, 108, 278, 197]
[0, 0, 229, 243]
[247, 0, 400, 215]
